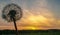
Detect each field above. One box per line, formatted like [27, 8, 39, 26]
[0, 29, 60, 35]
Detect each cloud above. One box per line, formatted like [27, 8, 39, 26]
[14, 0, 58, 30]
[0, 0, 60, 30]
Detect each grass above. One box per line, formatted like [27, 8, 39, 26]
[0, 29, 60, 35]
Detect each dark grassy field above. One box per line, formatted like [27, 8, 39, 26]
[0, 29, 60, 35]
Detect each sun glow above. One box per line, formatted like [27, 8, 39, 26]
[25, 27, 36, 30]
[31, 27, 36, 30]
[27, 15, 48, 23]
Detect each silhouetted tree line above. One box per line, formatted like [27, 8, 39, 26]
[0, 29, 60, 34]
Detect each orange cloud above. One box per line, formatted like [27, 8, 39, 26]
[0, 0, 58, 30]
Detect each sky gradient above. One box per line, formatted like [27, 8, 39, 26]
[0, 0, 60, 30]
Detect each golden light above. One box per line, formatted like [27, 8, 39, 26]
[18, 26, 37, 30]
[27, 15, 48, 23]
[31, 27, 36, 30]
[25, 27, 36, 30]
[18, 15, 52, 30]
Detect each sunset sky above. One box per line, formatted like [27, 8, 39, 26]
[0, 0, 60, 30]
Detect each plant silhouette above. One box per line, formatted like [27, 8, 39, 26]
[2, 3, 22, 35]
